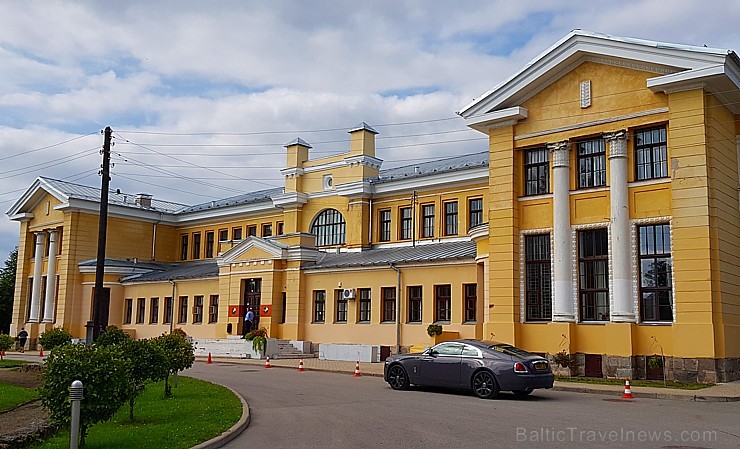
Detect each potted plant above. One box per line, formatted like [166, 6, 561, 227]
[244, 327, 268, 356]
[426, 324, 443, 337]
[553, 350, 573, 368]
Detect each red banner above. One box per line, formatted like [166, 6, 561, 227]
[228, 305, 244, 318]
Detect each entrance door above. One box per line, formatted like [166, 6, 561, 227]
[242, 279, 261, 333]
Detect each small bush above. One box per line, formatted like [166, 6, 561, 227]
[95, 325, 131, 347]
[0, 334, 13, 357]
[244, 327, 268, 341]
[38, 327, 72, 350]
[122, 338, 168, 421]
[40, 343, 130, 447]
[426, 324, 443, 337]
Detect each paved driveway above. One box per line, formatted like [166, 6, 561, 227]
[187, 361, 740, 449]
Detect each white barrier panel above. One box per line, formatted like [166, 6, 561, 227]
[319, 343, 380, 362]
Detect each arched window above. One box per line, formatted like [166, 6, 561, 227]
[310, 209, 346, 247]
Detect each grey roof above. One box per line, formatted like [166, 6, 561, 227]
[305, 241, 476, 269]
[349, 122, 378, 134]
[120, 260, 218, 283]
[40, 177, 188, 214]
[285, 137, 312, 148]
[79, 258, 168, 271]
[375, 151, 488, 184]
[179, 187, 283, 213]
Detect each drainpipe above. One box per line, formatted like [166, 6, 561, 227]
[169, 279, 176, 334]
[389, 263, 401, 355]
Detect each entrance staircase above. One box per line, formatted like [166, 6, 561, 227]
[192, 336, 314, 359]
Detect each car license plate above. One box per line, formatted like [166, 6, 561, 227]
[533, 361, 548, 371]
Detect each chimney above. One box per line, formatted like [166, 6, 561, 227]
[135, 193, 153, 208]
[348, 122, 378, 157]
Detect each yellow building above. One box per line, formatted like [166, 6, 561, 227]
[7, 31, 740, 382]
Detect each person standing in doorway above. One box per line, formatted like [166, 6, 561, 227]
[244, 308, 255, 334]
[17, 328, 28, 353]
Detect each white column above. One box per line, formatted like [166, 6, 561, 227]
[549, 141, 575, 322]
[29, 231, 45, 323]
[605, 130, 634, 322]
[42, 229, 58, 323]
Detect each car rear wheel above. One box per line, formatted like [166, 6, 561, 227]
[513, 388, 533, 397]
[472, 370, 499, 399]
[387, 364, 410, 390]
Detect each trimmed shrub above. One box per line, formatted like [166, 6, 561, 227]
[121, 338, 168, 421]
[0, 334, 13, 358]
[152, 331, 195, 397]
[95, 325, 131, 347]
[40, 343, 130, 447]
[37, 327, 72, 350]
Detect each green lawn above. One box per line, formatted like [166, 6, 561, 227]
[556, 376, 710, 390]
[0, 381, 39, 411]
[33, 376, 242, 449]
[0, 359, 29, 368]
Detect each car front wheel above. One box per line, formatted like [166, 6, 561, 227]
[387, 364, 410, 390]
[472, 370, 499, 399]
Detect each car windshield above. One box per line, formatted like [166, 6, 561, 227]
[484, 342, 535, 358]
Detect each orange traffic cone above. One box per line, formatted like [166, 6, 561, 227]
[1, 348, 5, 359]
[39, 346, 44, 357]
[354, 360, 362, 377]
[621, 378, 634, 399]
[264, 356, 272, 368]
[206, 353, 213, 364]
[298, 358, 305, 372]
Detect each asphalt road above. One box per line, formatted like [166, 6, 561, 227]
[187, 361, 740, 449]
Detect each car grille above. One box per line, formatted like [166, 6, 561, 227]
[532, 361, 549, 372]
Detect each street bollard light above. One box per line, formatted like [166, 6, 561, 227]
[70, 380, 83, 449]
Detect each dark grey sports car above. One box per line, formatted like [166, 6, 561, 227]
[384, 339, 554, 399]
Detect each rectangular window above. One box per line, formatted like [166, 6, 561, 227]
[444, 201, 458, 236]
[44, 233, 50, 257]
[178, 296, 188, 324]
[192, 233, 201, 259]
[422, 204, 435, 238]
[400, 207, 413, 240]
[163, 297, 173, 324]
[56, 228, 63, 255]
[382, 287, 396, 322]
[218, 229, 228, 242]
[408, 286, 422, 323]
[313, 291, 326, 323]
[262, 224, 272, 237]
[232, 227, 243, 240]
[524, 147, 550, 195]
[469, 198, 483, 229]
[205, 231, 215, 258]
[277, 222, 284, 235]
[578, 229, 609, 321]
[208, 295, 219, 323]
[638, 224, 673, 322]
[136, 298, 146, 324]
[247, 225, 257, 237]
[193, 295, 203, 324]
[379, 209, 391, 242]
[635, 126, 668, 181]
[435, 285, 451, 322]
[336, 290, 347, 323]
[577, 138, 606, 188]
[150, 298, 159, 324]
[358, 288, 371, 322]
[525, 234, 552, 321]
[180, 235, 188, 261]
[464, 284, 477, 322]
[124, 298, 133, 324]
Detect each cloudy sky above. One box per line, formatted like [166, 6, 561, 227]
[1, 0, 740, 262]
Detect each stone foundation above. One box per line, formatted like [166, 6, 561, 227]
[548, 354, 740, 384]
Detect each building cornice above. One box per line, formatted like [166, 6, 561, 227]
[271, 192, 309, 209]
[464, 106, 528, 134]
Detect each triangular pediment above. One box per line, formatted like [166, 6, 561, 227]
[459, 30, 740, 124]
[6, 177, 70, 220]
[216, 237, 288, 267]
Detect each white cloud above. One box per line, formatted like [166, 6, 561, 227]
[0, 0, 739, 262]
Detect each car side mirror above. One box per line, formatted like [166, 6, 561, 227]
[428, 349, 438, 357]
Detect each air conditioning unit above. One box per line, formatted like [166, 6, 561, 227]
[342, 288, 356, 300]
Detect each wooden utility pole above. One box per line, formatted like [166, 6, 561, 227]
[91, 126, 112, 342]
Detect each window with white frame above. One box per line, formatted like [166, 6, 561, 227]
[634, 126, 668, 181]
[638, 224, 673, 322]
[578, 229, 609, 321]
[525, 234, 552, 321]
[311, 209, 346, 246]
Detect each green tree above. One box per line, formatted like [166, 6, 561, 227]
[122, 338, 168, 421]
[152, 331, 195, 397]
[38, 327, 72, 350]
[0, 247, 17, 334]
[40, 343, 130, 447]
